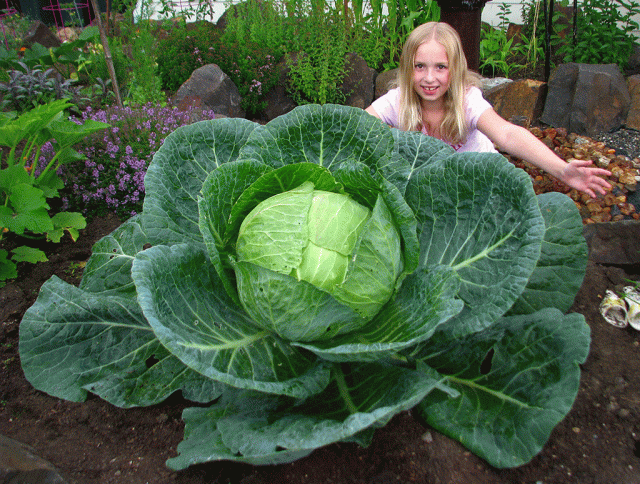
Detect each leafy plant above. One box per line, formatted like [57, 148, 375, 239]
[479, 25, 523, 78]
[0, 62, 78, 113]
[0, 99, 108, 285]
[555, 0, 640, 69]
[19, 104, 590, 470]
[286, 9, 350, 105]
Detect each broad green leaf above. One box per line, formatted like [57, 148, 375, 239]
[0, 165, 33, 191]
[198, 159, 271, 303]
[167, 363, 443, 469]
[380, 127, 454, 194]
[48, 118, 109, 149]
[48, 211, 86, 243]
[143, 117, 259, 246]
[35, 169, 65, 198]
[19, 276, 223, 408]
[0, 249, 17, 281]
[414, 308, 590, 468]
[405, 153, 545, 336]
[295, 265, 463, 362]
[0, 183, 53, 235]
[80, 216, 151, 294]
[11, 246, 48, 263]
[237, 104, 394, 173]
[0, 99, 71, 149]
[507, 192, 588, 315]
[132, 243, 331, 398]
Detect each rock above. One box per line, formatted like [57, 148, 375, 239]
[625, 43, 640, 77]
[582, 220, 640, 265]
[262, 54, 297, 121]
[374, 69, 397, 99]
[0, 433, 67, 483]
[484, 79, 546, 128]
[482, 76, 512, 93]
[172, 64, 244, 118]
[56, 27, 78, 43]
[625, 75, 640, 130]
[342, 52, 377, 109]
[23, 21, 61, 49]
[540, 63, 630, 137]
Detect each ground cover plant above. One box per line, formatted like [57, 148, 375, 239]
[60, 103, 216, 220]
[18, 104, 591, 470]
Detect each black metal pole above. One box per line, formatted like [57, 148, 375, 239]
[544, 0, 550, 82]
[573, 0, 577, 46]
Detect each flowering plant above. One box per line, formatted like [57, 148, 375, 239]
[61, 103, 216, 219]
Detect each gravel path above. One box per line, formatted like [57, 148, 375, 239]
[595, 128, 640, 160]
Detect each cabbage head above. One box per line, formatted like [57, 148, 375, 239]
[18, 104, 591, 470]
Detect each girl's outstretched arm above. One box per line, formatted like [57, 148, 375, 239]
[477, 107, 612, 198]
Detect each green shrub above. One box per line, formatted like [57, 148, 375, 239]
[156, 23, 221, 92]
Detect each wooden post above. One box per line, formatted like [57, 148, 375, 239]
[89, 0, 123, 108]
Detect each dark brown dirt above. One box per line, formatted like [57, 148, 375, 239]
[1, 212, 640, 484]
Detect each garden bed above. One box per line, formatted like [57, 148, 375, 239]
[0, 211, 639, 483]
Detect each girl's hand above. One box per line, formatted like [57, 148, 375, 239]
[560, 159, 612, 198]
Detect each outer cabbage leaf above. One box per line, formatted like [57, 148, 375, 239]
[79, 215, 149, 294]
[143, 117, 259, 246]
[132, 243, 331, 398]
[414, 308, 590, 468]
[507, 192, 588, 315]
[405, 153, 546, 336]
[19, 276, 223, 407]
[236, 104, 394, 172]
[379, 128, 454, 195]
[167, 363, 444, 469]
[198, 159, 272, 303]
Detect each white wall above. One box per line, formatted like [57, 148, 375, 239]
[134, 0, 640, 39]
[481, 0, 525, 27]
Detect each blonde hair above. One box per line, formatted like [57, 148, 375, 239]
[397, 22, 481, 145]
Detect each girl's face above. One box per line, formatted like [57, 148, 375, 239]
[412, 39, 450, 106]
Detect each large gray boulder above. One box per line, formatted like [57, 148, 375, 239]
[541, 63, 630, 136]
[172, 64, 245, 118]
[342, 53, 377, 109]
[0, 433, 67, 483]
[263, 54, 297, 122]
[23, 20, 61, 49]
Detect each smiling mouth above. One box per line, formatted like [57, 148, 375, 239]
[422, 86, 438, 93]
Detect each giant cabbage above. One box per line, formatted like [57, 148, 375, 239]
[19, 104, 590, 470]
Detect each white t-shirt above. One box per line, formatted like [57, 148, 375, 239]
[369, 86, 496, 153]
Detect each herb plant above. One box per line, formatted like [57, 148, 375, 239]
[556, 0, 640, 69]
[0, 62, 78, 113]
[61, 103, 216, 220]
[19, 104, 590, 469]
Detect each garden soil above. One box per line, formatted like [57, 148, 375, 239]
[1, 212, 640, 484]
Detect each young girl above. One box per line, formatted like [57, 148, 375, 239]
[365, 22, 611, 199]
